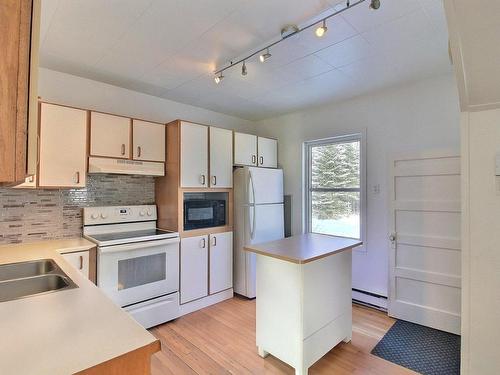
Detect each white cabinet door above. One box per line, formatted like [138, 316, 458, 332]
[180, 235, 209, 304]
[133, 120, 165, 162]
[61, 251, 90, 279]
[180, 122, 208, 187]
[234, 132, 257, 166]
[258, 137, 278, 168]
[209, 232, 233, 294]
[209, 127, 233, 188]
[39, 103, 87, 188]
[90, 112, 130, 159]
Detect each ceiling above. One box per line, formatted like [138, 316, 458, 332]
[39, 0, 452, 121]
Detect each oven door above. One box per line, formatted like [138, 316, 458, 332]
[97, 237, 179, 307]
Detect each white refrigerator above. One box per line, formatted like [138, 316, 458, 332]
[233, 167, 285, 298]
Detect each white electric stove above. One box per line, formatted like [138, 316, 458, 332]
[83, 205, 180, 328]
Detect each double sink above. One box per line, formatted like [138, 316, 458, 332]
[0, 259, 78, 303]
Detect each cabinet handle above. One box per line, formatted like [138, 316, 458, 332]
[252, 155, 256, 164]
[201, 238, 206, 248]
[75, 171, 80, 184]
[79, 256, 83, 270]
[260, 156, 264, 165]
[201, 174, 206, 185]
[121, 144, 126, 156]
[212, 236, 217, 247]
[212, 175, 216, 186]
[137, 146, 142, 157]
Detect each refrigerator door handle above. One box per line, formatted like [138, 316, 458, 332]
[250, 206, 256, 240]
[249, 170, 256, 205]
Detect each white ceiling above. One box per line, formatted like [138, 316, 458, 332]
[39, 0, 451, 121]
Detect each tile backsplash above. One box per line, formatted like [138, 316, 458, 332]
[0, 174, 155, 244]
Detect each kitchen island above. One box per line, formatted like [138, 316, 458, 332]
[0, 239, 160, 375]
[245, 233, 362, 375]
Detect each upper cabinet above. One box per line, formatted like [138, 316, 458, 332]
[133, 120, 165, 162]
[90, 112, 130, 159]
[209, 127, 233, 188]
[0, 0, 40, 184]
[38, 103, 87, 188]
[257, 137, 278, 168]
[234, 132, 278, 168]
[234, 132, 257, 166]
[180, 122, 208, 188]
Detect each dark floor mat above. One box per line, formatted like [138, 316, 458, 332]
[371, 319, 460, 375]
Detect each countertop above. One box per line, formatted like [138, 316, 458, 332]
[0, 239, 158, 375]
[244, 233, 363, 264]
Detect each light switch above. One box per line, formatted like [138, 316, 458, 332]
[496, 153, 500, 176]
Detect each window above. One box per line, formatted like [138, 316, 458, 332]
[305, 133, 365, 240]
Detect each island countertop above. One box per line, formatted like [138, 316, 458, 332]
[0, 239, 159, 375]
[244, 233, 362, 264]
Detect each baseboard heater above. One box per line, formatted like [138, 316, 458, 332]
[352, 288, 388, 311]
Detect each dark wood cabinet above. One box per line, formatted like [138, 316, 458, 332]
[0, 0, 39, 184]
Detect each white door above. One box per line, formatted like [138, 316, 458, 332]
[234, 132, 257, 166]
[258, 137, 278, 168]
[90, 112, 130, 159]
[389, 152, 461, 334]
[209, 231, 233, 294]
[249, 167, 284, 204]
[180, 122, 208, 187]
[61, 251, 90, 279]
[180, 235, 209, 304]
[133, 120, 166, 162]
[209, 127, 233, 188]
[39, 103, 87, 188]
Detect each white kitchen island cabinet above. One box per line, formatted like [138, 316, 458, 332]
[245, 233, 362, 375]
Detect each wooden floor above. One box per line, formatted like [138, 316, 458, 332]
[150, 296, 416, 374]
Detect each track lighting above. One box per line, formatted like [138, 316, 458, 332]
[370, 0, 381, 10]
[214, 73, 224, 84]
[259, 48, 272, 63]
[315, 20, 328, 38]
[213, 0, 376, 84]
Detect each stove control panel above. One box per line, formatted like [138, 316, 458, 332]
[83, 205, 157, 225]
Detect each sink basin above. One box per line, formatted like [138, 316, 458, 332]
[0, 259, 55, 281]
[0, 274, 75, 302]
[0, 258, 78, 302]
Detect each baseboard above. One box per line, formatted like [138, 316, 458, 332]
[352, 289, 388, 310]
[179, 288, 233, 316]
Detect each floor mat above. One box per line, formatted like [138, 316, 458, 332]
[371, 319, 460, 375]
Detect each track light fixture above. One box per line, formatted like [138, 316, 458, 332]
[213, 0, 380, 84]
[315, 20, 328, 38]
[214, 73, 224, 84]
[259, 48, 272, 63]
[370, 0, 381, 10]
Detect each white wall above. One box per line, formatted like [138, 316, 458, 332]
[255, 73, 461, 297]
[38, 68, 255, 132]
[461, 109, 500, 375]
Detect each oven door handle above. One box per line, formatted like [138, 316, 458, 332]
[99, 238, 180, 254]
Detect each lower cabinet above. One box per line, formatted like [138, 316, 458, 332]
[180, 235, 209, 304]
[61, 250, 92, 281]
[180, 231, 233, 304]
[209, 232, 233, 294]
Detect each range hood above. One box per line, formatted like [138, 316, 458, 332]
[88, 157, 164, 176]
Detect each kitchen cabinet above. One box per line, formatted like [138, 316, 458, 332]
[180, 122, 208, 187]
[180, 235, 209, 304]
[38, 103, 87, 188]
[234, 132, 257, 166]
[90, 112, 130, 159]
[257, 137, 278, 168]
[0, 0, 40, 184]
[133, 120, 166, 162]
[61, 250, 90, 279]
[209, 231, 233, 294]
[209, 127, 233, 187]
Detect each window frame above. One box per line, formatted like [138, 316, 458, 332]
[303, 132, 366, 246]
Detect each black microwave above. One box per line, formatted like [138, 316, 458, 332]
[183, 199, 226, 230]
